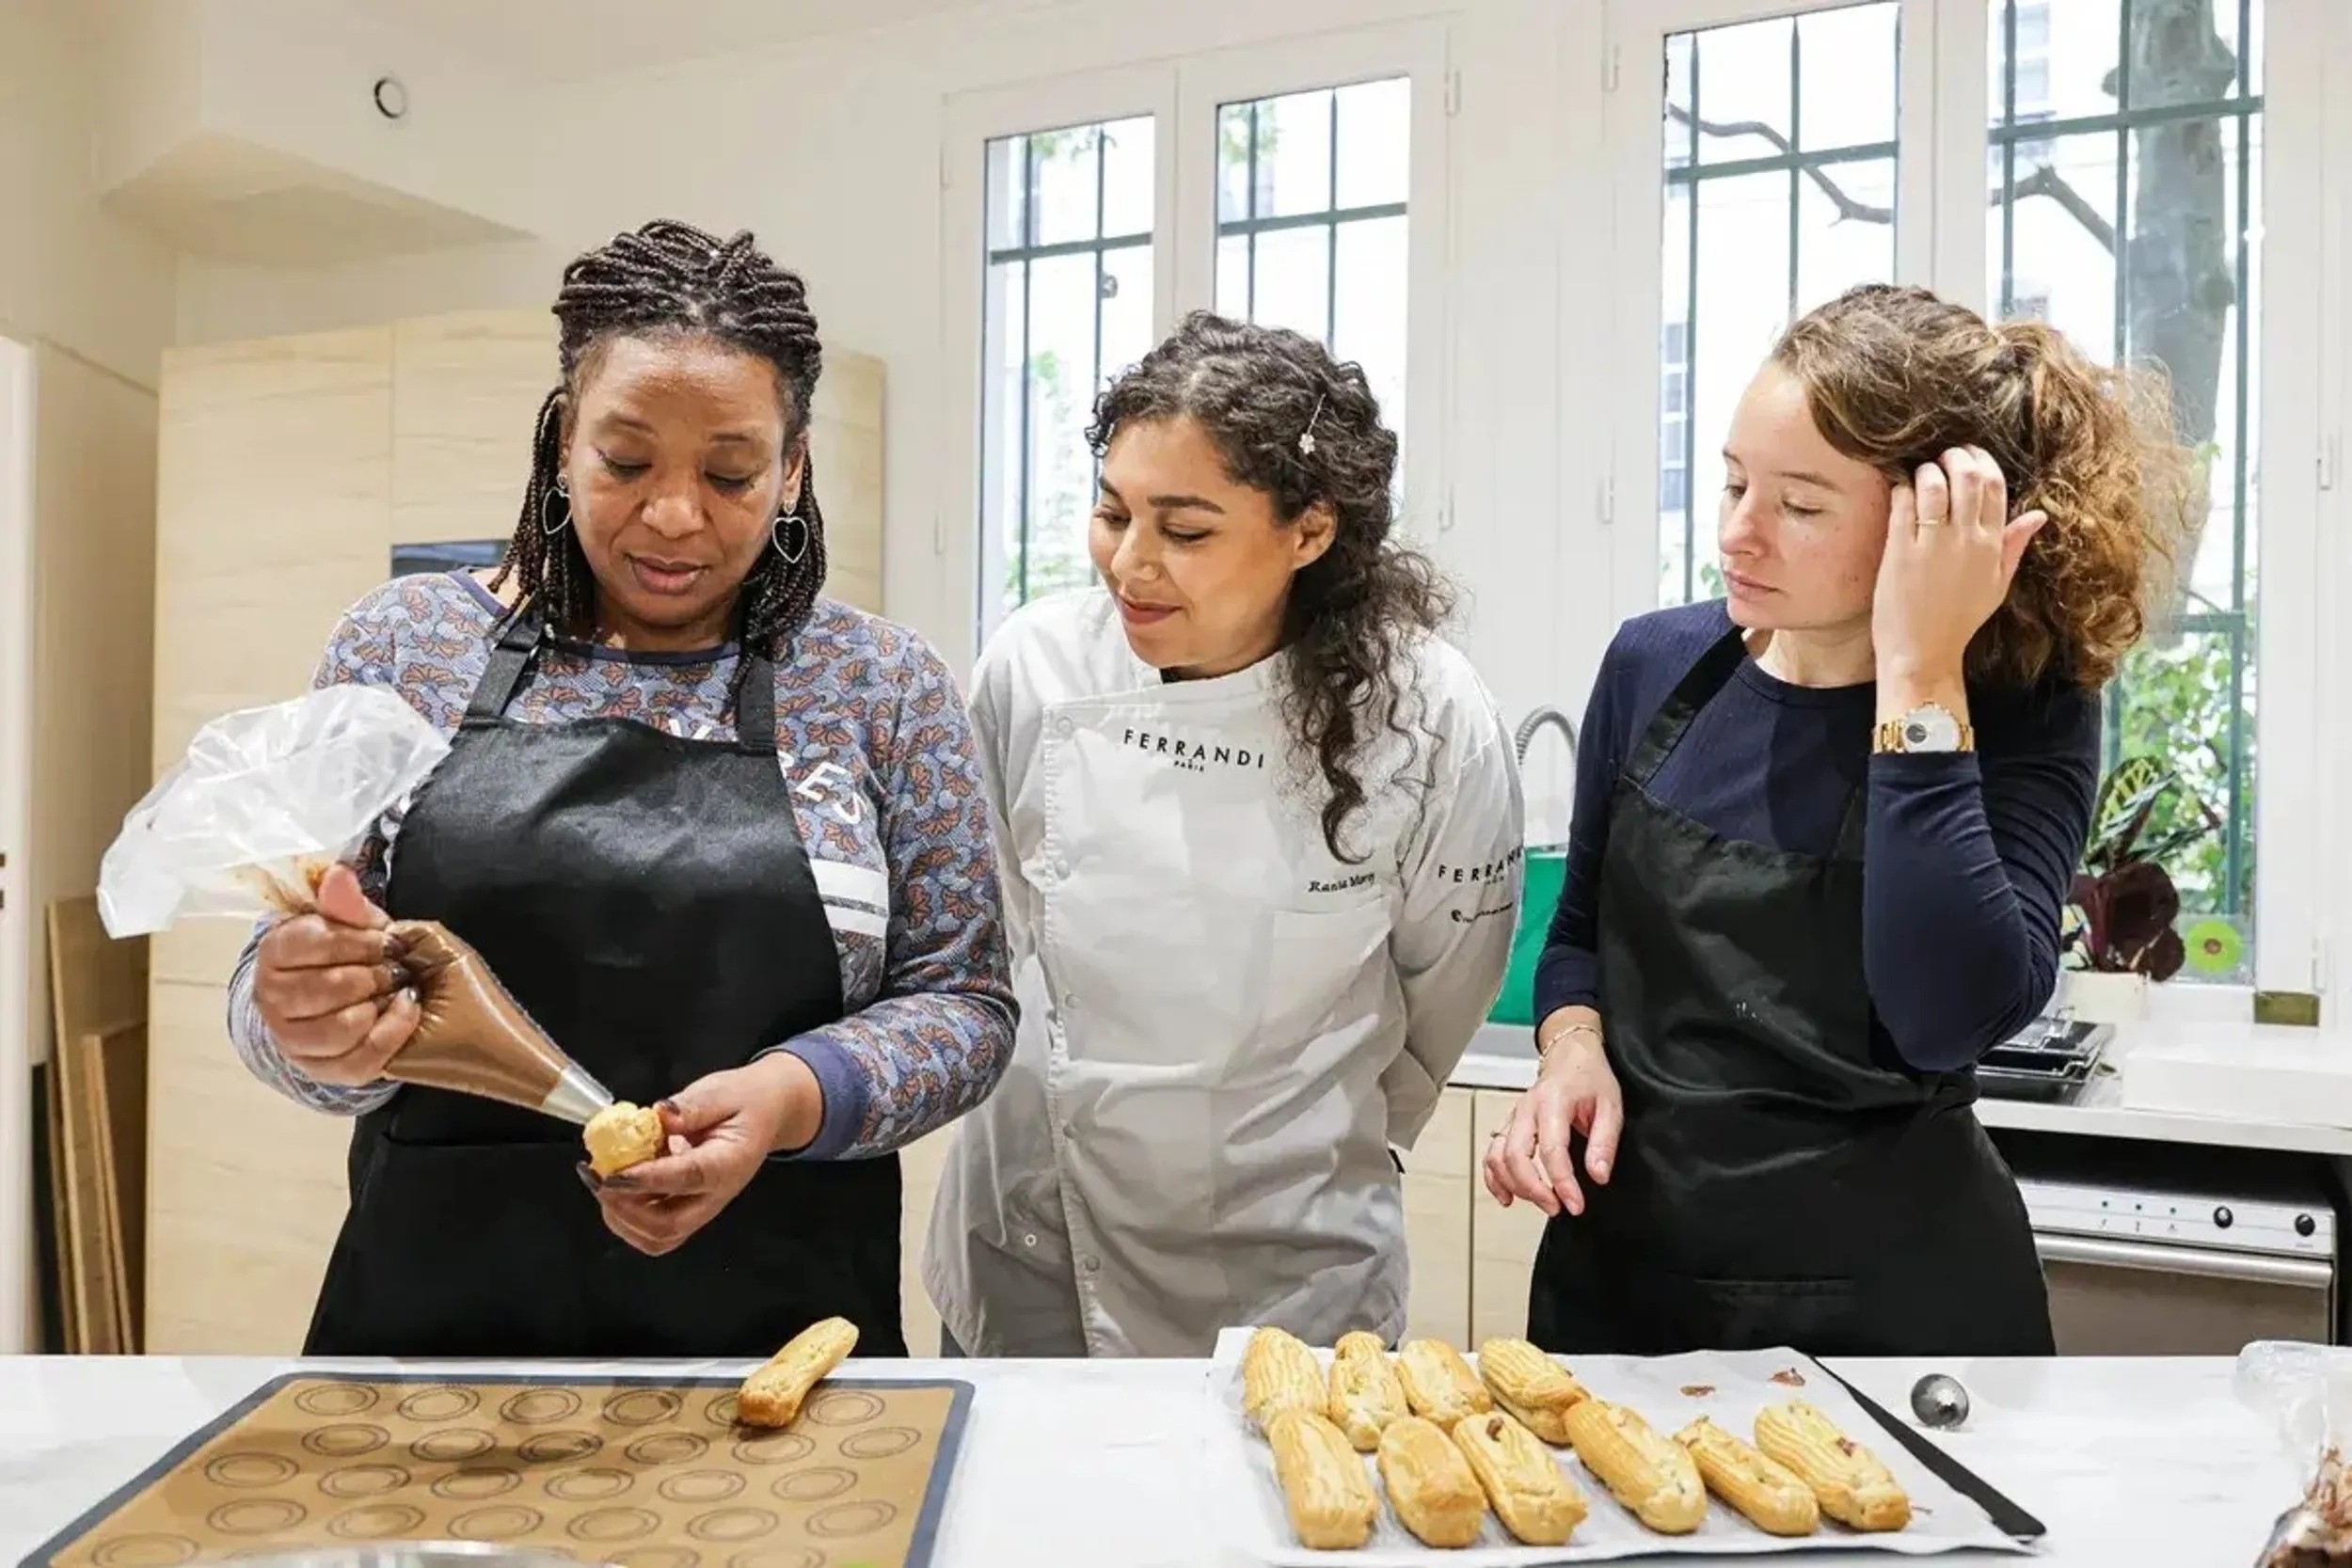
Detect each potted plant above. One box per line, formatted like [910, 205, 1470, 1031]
[2058, 755, 2221, 1022]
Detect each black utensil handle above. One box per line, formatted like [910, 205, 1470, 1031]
[1816, 1363, 2049, 1542]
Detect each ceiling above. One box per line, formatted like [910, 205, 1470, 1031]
[344, 0, 994, 84]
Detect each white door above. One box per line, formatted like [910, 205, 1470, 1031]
[0, 334, 34, 1354]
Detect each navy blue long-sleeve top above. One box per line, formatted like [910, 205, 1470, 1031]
[1533, 601, 2100, 1072]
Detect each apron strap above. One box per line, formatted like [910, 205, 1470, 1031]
[735, 652, 778, 757]
[463, 610, 545, 726]
[1622, 626, 1749, 788]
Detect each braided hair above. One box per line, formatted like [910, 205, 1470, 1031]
[1088, 311, 1455, 863]
[489, 219, 829, 714]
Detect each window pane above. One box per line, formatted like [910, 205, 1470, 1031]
[1665, 34, 1694, 169]
[1220, 78, 1411, 505]
[1033, 127, 1102, 246]
[1244, 225, 1330, 342]
[1217, 104, 1252, 224]
[1989, 1, 2117, 123]
[980, 119, 1155, 633]
[1100, 116, 1155, 241]
[1795, 156, 1896, 312]
[1797, 4, 1898, 152]
[1994, 0, 2265, 968]
[1695, 15, 1794, 164]
[1658, 4, 1901, 609]
[1333, 214, 1408, 444]
[1335, 77, 1410, 209]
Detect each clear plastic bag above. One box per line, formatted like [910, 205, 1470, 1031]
[97, 685, 451, 938]
[2238, 1340, 2352, 1563]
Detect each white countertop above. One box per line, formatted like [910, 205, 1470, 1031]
[1453, 1020, 2352, 1159]
[0, 1353, 2298, 1565]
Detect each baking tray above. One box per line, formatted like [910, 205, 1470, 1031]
[1206, 1330, 2042, 1563]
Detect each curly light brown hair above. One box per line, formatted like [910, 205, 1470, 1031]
[1772, 282, 2192, 689]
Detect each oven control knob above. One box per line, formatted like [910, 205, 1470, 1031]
[2298, 1213, 2318, 1238]
[2214, 1206, 2233, 1228]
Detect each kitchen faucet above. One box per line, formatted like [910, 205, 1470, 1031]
[1513, 705, 1577, 768]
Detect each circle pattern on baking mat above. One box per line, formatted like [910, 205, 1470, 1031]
[545, 1465, 636, 1501]
[770, 1466, 856, 1503]
[802, 1390, 883, 1427]
[293, 1382, 378, 1418]
[206, 1498, 307, 1535]
[660, 1469, 747, 1504]
[320, 1463, 411, 1498]
[837, 1425, 920, 1460]
[410, 1426, 496, 1464]
[327, 1502, 427, 1540]
[301, 1423, 389, 1458]
[624, 1431, 708, 1466]
[396, 1386, 480, 1422]
[567, 1507, 661, 1544]
[686, 1508, 779, 1544]
[730, 1432, 814, 1466]
[203, 1452, 298, 1489]
[808, 1500, 897, 1539]
[613, 1551, 702, 1568]
[703, 1392, 740, 1426]
[91, 1535, 199, 1568]
[602, 1388, 683, 1426]
[431, 1465, 522, 1499]
[451, 1503, 546, 1541]
[501, 1387, 583, 1425]
[518, 1429, 604, 1465]
[727, 1552, 821, 1568]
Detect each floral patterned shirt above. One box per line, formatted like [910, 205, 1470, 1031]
[223, 571, 1016, 1160]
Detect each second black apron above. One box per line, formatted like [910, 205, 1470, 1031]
[1524, 626, 2052, 1358]
[305, 610, 907, 1359]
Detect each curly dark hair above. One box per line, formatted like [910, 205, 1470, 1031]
[489, 219, 829, 715]
[1087, 310, 1455, 862]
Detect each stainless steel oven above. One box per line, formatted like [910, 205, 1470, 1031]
[1994, 1130, 2341, 1355]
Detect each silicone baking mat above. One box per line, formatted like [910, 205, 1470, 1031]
[22, 1372, 972, 1568]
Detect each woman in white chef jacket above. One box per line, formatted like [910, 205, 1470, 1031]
[925, 311, 1525, 1357]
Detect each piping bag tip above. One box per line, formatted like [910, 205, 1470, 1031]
[539, 1062, 616, 1127]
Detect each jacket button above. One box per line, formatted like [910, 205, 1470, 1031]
[1054, 859, 1072, 879]
[1060, 1121, 1076, 1140]
[1052, 715, 1075, 738]
[1082, 1256, 1100, 1275]
[1022, 1232, 1038, 1247]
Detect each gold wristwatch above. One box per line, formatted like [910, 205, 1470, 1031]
[1874, 702, 1974, 754]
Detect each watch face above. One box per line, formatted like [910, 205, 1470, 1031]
[1900, 705, 1962, 751]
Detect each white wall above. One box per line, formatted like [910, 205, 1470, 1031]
[0, 3, 178, 384]
[0, 0, 178, 1353]
[172, 0, 1597, 830]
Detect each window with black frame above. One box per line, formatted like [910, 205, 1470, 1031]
[1991, 0, 2264, 983]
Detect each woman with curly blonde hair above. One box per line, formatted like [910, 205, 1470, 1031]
[1487, 282, 2186, 1358]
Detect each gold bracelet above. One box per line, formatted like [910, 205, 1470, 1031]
[1536, 1021, 1601, 1060]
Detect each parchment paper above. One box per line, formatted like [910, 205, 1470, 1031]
[1204, 1329, 2034, 1564]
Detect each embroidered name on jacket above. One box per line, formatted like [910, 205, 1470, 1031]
[1120, 727, 1268, 774]
[1435, 846, 1525, 884]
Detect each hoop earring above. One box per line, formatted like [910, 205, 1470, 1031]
[540, 480, 572, 537]
[771, 511, 808, 564]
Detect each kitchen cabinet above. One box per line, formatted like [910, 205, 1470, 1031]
[143, 311, 886, 1353]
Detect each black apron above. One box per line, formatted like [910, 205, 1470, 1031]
[1525, 627, 2052, 1358]
[305, 610, 907, 1359]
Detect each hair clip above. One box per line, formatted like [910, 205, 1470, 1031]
[1297, 393, 1326, 458]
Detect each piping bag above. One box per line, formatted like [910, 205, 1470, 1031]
[98, 686, 615, 1127]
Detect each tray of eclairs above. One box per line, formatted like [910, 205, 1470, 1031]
[1206, 1328, 2042, 1562]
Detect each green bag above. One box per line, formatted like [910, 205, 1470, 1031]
[1489, 844, 1567, 1027]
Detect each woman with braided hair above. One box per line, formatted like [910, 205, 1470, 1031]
[224, 219, 1016, 1358]
[924, 311, 1525, 1357]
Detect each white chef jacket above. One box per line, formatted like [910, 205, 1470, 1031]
[922, 588, 1524, 1356]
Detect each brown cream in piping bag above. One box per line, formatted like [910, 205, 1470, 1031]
[384, 920, 584, 1110]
